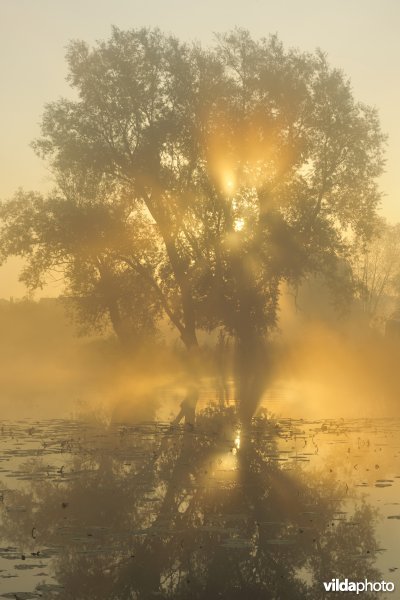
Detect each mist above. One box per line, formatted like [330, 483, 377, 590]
[2, 289, 400, 423]
[0, 298, 186, 422]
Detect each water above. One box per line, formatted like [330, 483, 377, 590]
[0, 395, 400, 598]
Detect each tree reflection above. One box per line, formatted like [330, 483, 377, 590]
[1, 411, 382, 599]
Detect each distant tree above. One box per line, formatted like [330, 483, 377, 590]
[0, 28, 385, 420]
[351, 219, 400, 324]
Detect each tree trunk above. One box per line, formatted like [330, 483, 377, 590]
[164, 239, 198, 349]
[98, 264, 133, 349]
[234, 325, 271, 425]
[107, 296, 132, 349]
[142, 193, 199, 350]
[229, 249, 270, 424]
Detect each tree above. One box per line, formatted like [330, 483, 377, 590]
[351, 218, 400, 325]
[0, 179, 161, 347]
[1, 28, 385, 421]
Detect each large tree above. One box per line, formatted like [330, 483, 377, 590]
[0, 28, 385, 421]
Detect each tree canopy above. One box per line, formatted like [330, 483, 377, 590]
[0, 28, 386, 419]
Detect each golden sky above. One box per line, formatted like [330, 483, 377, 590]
[0, 0, 399, 297]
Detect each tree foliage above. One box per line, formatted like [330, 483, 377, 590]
[0, 180, 161, 345]
[0, 28, 386, 417]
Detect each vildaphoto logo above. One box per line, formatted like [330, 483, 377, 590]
[323, 579, 395, 594]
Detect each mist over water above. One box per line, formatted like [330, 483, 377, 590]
[1, 284, 400, 599]
[0, 299, 180, 422]
[2, 293, 400, 422]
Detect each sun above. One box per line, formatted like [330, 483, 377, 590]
[222, 170, 236, 194]
[234, 218, 245, 232]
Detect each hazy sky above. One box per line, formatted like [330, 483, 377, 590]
[0, 0, 399, 297]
